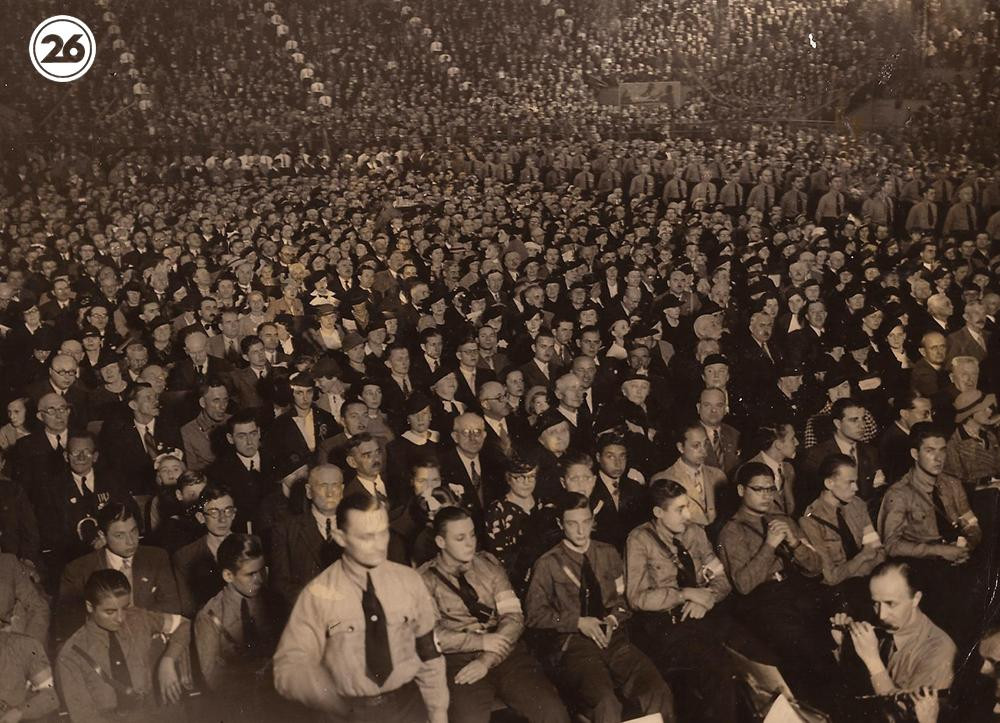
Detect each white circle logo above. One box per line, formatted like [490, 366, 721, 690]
[29, 15, 96, 83]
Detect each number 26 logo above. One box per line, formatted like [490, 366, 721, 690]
[30, 15, 96, 82]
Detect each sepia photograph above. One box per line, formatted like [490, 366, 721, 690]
[1, 0, 999, 720]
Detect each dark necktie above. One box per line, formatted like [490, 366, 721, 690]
[580, 555, 606, 618]
[241, 597, 258, 651]
[470, 460, 483, 504]
[249, 458, 256, 472]
[836, 506, 861, 559]
[325, 517, 333, 542]
[878, 632, 895, 664]
[142, 427, 158, 459]
[674, 536, 698, 588]
[836, 193, 843, 216]
[362, 573, 393, 687]
[456, 572, 493, 624]
[711, 429, 721, 462]
[929, 204, 936, 228]
[55, 434, 64, 454]
[966, 204, 975, 231]
[108, 631, 134, 692]
[765, 186, 772, 210]
[931, 486, 959, 542]
[78, 475, 94, 497]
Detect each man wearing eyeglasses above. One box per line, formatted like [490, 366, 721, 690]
[12, 391, 73, 513]
[25, 353, 90, 429]
[172, 485, 238, 617]
[718, 461, 836, 709]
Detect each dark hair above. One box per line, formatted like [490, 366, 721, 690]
[818, 453, 855, 484]
[410, 458, 441, 478]
[432, 505, 471, 538]
[335, 492, 385, 531]
[67, 429, 98, 449]
[198, 376, 229, 399]
[675, 421, 705, 446]
[85, 569, 131, 605]
[197, 484, 234, 512]
[559, 491, 592, 518]
[96, 499, 140, 534]
[830, 397, 864, 423]
[909, 421, 948, 452]
[240, 335, 263, 355]
[595, 433, 628, 455]
[734, 461, 775, 489]
[753, 423, 793, 455]
[650, 478, 688, 508]
[226, 408, 259, 435]
[128, 381, 155, 403]
[559, 450, 593, 478]
[176, 470, 207, 492]
[217, 533, 264, 574]
[419, 327, 443, 345]
[893, 389, 927, 416]
[870, 559, 920, 595]
[345, 432, 376, 457]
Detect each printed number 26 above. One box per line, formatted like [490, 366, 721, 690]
[41, 33, 85, 63]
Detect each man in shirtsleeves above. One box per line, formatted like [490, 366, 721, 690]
[718, 461, 836, 708]
[526, 492, 675, 723]
[273, 494, 448, 723]
[800, 453, 886, 616]
[624, 478, 749, 723]
[55, 569, 191, 723]
[419, 506, 569, 723]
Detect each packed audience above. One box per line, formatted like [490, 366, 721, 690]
[0, 116, 999, 723]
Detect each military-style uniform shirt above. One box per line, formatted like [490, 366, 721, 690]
[800, 496, 886, 586]
[877, 468, 981, 557]
[0, 631, 57, 717]
[193, 585, 277, 690]
[273, 557, 447, 720]
[419, 552, 523, 669]
[625, 521, 730, 612]
[525, 539, 629, 637]
[0, 552, 49, 642]
[868, 608, 955, 695]
[56, 608, 189, 723]
[180, 411, 228, 473]
[718, 508, 822, 595]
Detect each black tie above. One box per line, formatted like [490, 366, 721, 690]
[108, 631, 134, 692]
[836, 506, 861, 559]
[362, 573, 393, 687]
[878, 632, 895, 664]
[325, 517, 333, 542]
[836, 193, 843, 216]
[931, 486, 959, 543]
[456, 572, 494, 624]
[966, 204, 975, 231]
[142, 428, 158, 459]
[55, 435, 65, 454]
[674, 536, 698, 588]
[249, 458, 256, 472]
[78, 475, 94, 497]
[241, 597, 258, 651]
[580, 555, 606, 618]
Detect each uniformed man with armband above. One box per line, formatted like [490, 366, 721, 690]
[526, 492, 675, 723]
[273, 493, 448, 723]
[419, 505, 569, 723]
[800, 453, 886, 615]
[55, 569, 191, 723]
[0, 627, 59, 722]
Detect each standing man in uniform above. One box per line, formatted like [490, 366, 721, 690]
[273, 494, 448, 723]
[419, 506, 569, 723]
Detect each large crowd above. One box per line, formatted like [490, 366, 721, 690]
[3, 1, 1000, 723]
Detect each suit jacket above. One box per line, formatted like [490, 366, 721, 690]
[519, 358, 556, 391]
[800, 437, 881, 510]
[702, 423, 741, 476]
[167, 357, 232, 393]
[270, 512, 341, 614]
[227, 365, 271, 411]
[910, 358, 947, 398]
[652, 460, 727, 528]
[590, 472, 649, 552]
[207, 449, 278, 534]
[945, 326, 989, 365]
[0, 478, 40, 566]
[25, 379, 91, 428]
[438, 447, 505, 530]
[206, 333, 244, 363]
[36, 467, 123, 560]
[12, 432, 70, 510]
[264, 407, 339, 478]
[98, 416, 183, 497]
[57, 546, 180, 640]
[172, 535, 224, 617]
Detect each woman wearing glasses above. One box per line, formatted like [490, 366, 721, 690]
[171, 485, 238, 617]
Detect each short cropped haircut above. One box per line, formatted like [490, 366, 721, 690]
[432, 505, 472, 538]
[85, 569, 131, 605]
[649, 478, 688, 509]
[217, 533, 264, 574]
[335, 492, 385, 532]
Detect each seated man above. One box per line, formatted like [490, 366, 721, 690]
[878, 422, 983, 639]
[57, 500, 181, 642]
[651, 423, 726, 532]
[390, 460, 461, 566]
[194, 533, 282, 719]
[625, 478, 746, 723]
[0, 552, 49, 643]
[56, 569, 191, 723]
[0, 624, 59, 721]
[419, 506, 569, 723]
[172, 485, 237, 617]
[800, 453, 886, 614]
[830, 561, 955, 719]
[718, 461, 835, 706]
[526, 492, 675, 723]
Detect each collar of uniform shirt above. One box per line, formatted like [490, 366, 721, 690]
[436, 553, 473, 576]
[562, 538, 590, 555]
